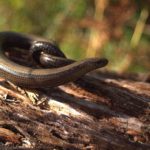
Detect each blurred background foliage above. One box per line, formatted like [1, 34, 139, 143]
[0, 0, 149, 73]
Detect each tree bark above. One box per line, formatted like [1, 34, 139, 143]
[0, 71, 149, 150]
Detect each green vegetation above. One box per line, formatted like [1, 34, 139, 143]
[0, 0, 149, 73]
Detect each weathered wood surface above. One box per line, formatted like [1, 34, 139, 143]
[0, 71, 150, 150]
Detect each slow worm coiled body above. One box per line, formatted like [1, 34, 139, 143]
[0, 31, 108, 88]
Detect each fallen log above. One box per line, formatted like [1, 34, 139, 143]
[0, 71, 149, 150]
